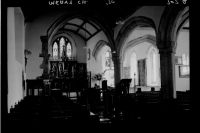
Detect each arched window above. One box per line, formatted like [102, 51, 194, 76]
[150, 49, 157, 83]
[147, 46, 160, 86]
[52, 36, 72, 59]
[100, 48, 114, 87]
[66, 42, 72, 58]
[105, 50, 113, 68]
[130, 52, 138, 87]
[53, 42, 58, 59]
[60, 37, 65, 57]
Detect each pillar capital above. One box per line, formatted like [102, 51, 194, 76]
[157, 40, 176, 54]
[40, 35, 48, 43]
[159, 47, 175, 54]
[158, 46, 176, 54]
[112, 52, 120, 61]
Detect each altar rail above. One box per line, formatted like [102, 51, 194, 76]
[26, 78, 88, 97]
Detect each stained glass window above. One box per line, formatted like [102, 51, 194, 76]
[60, 37, 65, 57]
[66, 42, 72, 58]
[53, 42, 58, 59]
[52, 36, 72, 59]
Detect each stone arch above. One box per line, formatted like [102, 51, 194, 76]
[157, 6, 189, 50]
[174, 13, 189, 51]
[157, 6, 189, 99]
[146, 46, 161, 87]
[116, 16, 156, 54]
[92, 40, 110, 60]
[120, 35, 156, 63]
[114, 16, 156, 86]
[120, 35, 157, 80]
[47, 13, 115, 51]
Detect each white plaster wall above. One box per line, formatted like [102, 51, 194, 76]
[25, 11, 75, 79]
[124, 27, 156, 45]
[25, 17, 52, 79]
[175, 29, 190, 92]
[7, 7, 25, 112]
[72, 33, 86, 63]
[86, 31, 109, 87]
[134, 42, 151, 60]
[122, 41, 161, 90]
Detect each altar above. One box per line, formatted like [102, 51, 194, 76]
[38, 36, 90, 97]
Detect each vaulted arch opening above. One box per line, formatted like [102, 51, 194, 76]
[119, 23, 160, 93]
[89, 40, 114, 88]
[158, 6, 189, 99]
[39, 14, 116, 90]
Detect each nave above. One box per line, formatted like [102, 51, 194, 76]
[7, 88, 192, 132]
[4, 3, 192, 132]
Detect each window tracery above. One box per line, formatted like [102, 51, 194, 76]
[52, 36, 72, 59]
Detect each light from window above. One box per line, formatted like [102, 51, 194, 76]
[60, 37, 65, 57]
[149, 48, 158, 84]
[66, 42, 72, 58]
[105, 50, 113, 68]
[180, 54, 190, 77]
[53, 42, 58, 59]
[52, 37, 72, 59]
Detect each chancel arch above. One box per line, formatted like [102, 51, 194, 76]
[47, 15, 115, 51]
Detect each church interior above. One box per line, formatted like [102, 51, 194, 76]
[3, 1, 191, 131]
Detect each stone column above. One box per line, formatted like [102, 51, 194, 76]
[39, 36, 50, 78]
[159, 44, 176, 100]
[112, 53, 121, 87]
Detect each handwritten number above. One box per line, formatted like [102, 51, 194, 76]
[167, 0, 170, 5]
[182, 0, 187, 4]
[167, 0, 180, 5]
[106, 0, 115, 5]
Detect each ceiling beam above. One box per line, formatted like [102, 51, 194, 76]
[182, 27, 189, 30]
[64, 23, 92, 36]
[86, 29, 101, 41]
[84, 19, 100, 30]
[58, 28, 87, 42]
[76, 20, 86, 33]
